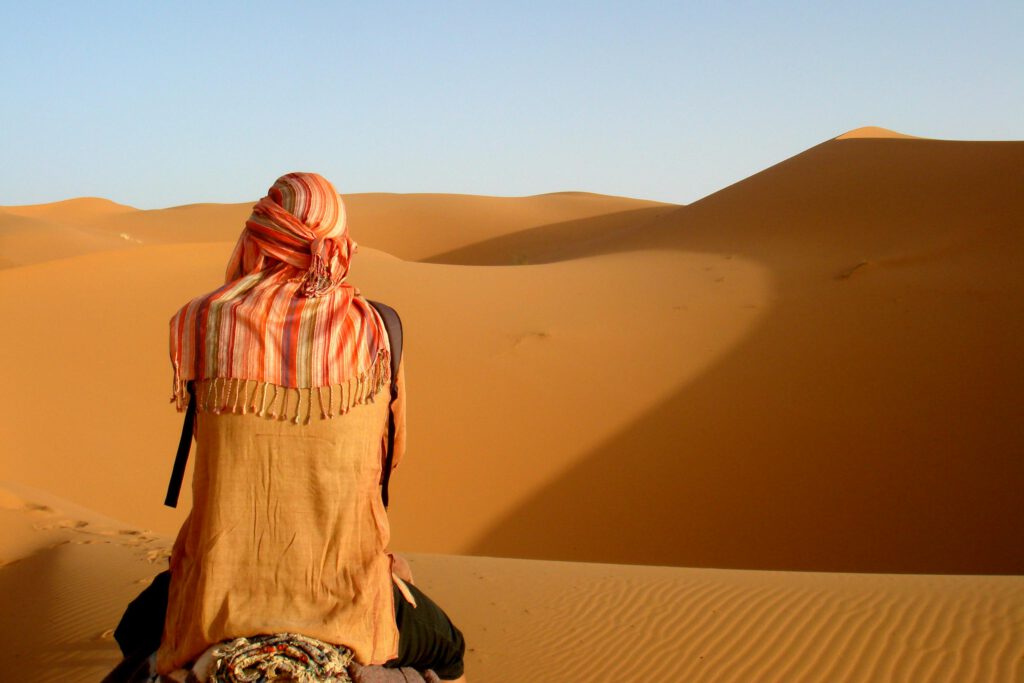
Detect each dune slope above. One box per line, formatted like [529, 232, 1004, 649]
[469, 137, 1024, 572]
[2, 136, 1022, 575]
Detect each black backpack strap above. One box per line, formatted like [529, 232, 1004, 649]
[164, 381, 196, 508]
[368, 300, 403, 508]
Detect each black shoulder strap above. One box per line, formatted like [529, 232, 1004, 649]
[164, 381, 196, 508]
[368, 299, 403, 509]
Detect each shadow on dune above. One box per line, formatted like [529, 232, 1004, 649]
[0, 543, 123, 678]
[421, 205, 678, 265]
[468, 137, 1024, 574]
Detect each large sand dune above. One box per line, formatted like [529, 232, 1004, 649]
[3, 132, 1021, 573]
[465, 135, 1024, 573]
[1, 127, 1022, 680]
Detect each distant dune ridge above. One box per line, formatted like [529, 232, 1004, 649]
[1, 128, 1023, 681]
[834, 125, 922, 139]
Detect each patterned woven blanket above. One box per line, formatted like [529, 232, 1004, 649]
[103, 633, 440, 683]
[196, 633, 354, 682]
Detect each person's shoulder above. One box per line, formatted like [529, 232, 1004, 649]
[169, 291, 209, 324]
[170, 283, 229, 326]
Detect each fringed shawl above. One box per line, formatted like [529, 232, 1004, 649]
[169, 172, 390, 423]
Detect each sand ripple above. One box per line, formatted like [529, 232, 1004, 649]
[413, 555, 1024, 682]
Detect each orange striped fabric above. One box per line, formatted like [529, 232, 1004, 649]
[169, 172, 390, 422]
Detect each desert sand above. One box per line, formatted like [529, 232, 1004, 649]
[1, 126, 1022, 681]
[2, 483, 1021, 682]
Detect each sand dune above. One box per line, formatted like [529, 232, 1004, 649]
[468, 134, 1024, 573]
[348, 191, 676, 262]
[1, 127, 1022, 680]
[0, 483, 170, 682]
[834, 125, 921, 139]
[1, 197, 136, 223]
[2, 132, 1022, 574]
[0, 242, 771, 552]
[0, 210, 130, 268]
[0, 191, 669, 268]
[0, 198, 139, 267]
[421, 201, 676, 265]
[2, 487, 1021, 682]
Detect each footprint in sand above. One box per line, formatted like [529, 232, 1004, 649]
[34, 518, 100, 533]
[511, 331, 551, 348]
[146, 548, 172, 564]
[13, 493, 172, 562]
[836, 260, 871, 279]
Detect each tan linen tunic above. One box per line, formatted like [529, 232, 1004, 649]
[156, 361, 407, 674]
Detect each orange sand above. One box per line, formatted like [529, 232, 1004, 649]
[1, 484, 1021, 682]
[1, 127, 1023, 681]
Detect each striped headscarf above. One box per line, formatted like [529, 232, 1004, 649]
[169, 172, 390, 421]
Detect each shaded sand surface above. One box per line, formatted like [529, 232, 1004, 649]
[1, 487, 1021, 683]
[462, 135, 1024, 572]
[0, 483, 171, 682]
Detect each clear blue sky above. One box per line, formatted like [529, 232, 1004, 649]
[1, 1, 1021, 209]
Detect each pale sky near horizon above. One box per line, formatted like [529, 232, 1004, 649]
[1, 1, 1021, 209]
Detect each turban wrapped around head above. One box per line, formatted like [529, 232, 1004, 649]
[226, 171, 357, 296]
[169, 172, 390, 423]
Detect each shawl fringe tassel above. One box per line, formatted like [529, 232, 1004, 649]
[171, 351, 391, 425]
